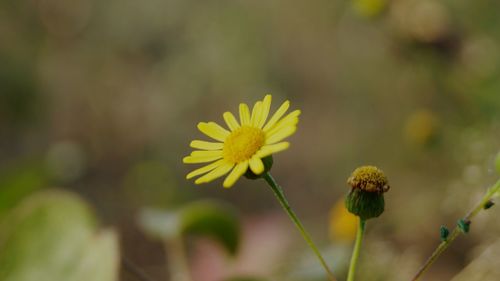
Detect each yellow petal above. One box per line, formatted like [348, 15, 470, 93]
[223, 112, 240, 131]
[263, 100, 290, 131]
[249, 156, 265, 175]
[265, 126, 297, 144]
[186, 159, 225, 179]
[191, 150, 223, 157]
[266, 118, 299, 137]
[239, 103, 251, 125]
[190, 140, 224, 150]
[265, 110, 301, 135]
[195, 162, 234, 184]
[223, 161, 249, 188]
[250, 101, 263, 127]
[183, 155, 222, 164]
[256, 142, 290, 158]
[197, 122, 230, 142]
[257, 95, 272, 128]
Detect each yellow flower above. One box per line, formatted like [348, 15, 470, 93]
[352, 0, 387, 18]
[329, 199, 358, 242]
[183, 95, 300, 188]
[404, 109, 439, 146]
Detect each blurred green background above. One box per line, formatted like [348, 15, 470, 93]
[1, 0, 500, 280]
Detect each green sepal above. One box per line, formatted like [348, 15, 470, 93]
[457, 219, 471, 234]
[244, 156, 273, 180]
[440, 225, 450, 241]
[345, 189, 385, 220]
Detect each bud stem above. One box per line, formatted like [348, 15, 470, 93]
[412, 179, 500, 281]
[347, 218, 366, 281]
[262, 172, 337, 281]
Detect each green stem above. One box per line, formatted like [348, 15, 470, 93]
[263, 172, 337, 281]
[347, 218, 366, 281]
[411, 179, 500, 281]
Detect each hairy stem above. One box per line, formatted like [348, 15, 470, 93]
[263, 172, 337, 281]
[412, 179, 500, 281]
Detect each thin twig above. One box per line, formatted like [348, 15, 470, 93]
[411, 180, 500, 281]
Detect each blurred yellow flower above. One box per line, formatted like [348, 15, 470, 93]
[404, 109, 439, 146]
[183, 95, 300, 188]
[353, 0, 387, 18]
[329, 199, 358, 242]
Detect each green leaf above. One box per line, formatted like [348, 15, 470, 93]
[0, 161, 48, 217]
[179, 200, 240, 256]
[138, 200, 241, 256]
[70, 230, 120, 281]
[0, 190, 119, 281]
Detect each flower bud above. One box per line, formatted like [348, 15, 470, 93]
[345, 166, 390, 220]
[457, 219, 471, 234]
[440, 225, 450, 241]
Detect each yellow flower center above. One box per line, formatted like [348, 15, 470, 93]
[347, 166, 390, 193]
[223, 126, 265, 163]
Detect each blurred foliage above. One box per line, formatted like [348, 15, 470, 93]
[180, 200, 240, 256]
[0, 56, 40, 128]
[139, 199, 240, 255]
[1, 0, 500, 279]
[352, 0, 387, 18]
[45, 141, 87, 184]
[0, 190, 119, 281]
[0, 161, 48, 218]
[404, 109, 440, 148]
[123, 161, 184, 208]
